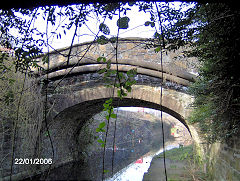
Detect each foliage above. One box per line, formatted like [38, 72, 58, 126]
[117, 16, 130, 29]
[0, 53, 43, 174]
[187, 3, 240, 143]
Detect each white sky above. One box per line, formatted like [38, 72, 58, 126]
[12, 1, 192, 52]
[117, 107, 177, 120]
[42, 5, 155, 51]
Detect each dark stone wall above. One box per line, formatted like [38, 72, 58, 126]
[207, 138, 240, 181]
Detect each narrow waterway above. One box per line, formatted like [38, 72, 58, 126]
[27, 108, 192, 180]
[105, 145, 179, 181]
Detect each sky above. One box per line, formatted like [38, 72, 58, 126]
[11, 1, 191, 52]
[41, 4, 156, 51]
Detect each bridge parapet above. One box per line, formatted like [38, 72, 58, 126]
[34, 38, 198, 84]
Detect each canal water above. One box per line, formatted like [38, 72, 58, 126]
[105, 145, 179, 181]
[30, 107, 192, 180]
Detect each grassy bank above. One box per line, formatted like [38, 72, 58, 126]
[144, 145, 209, 181]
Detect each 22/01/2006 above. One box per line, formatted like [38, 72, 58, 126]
[14, 158, 52, 164]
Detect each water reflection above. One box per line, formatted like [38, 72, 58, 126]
[105, 145, 179, 181]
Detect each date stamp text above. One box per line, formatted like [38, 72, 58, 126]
[15, 158, 52, 165]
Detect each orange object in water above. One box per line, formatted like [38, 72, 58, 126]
[114, 145, 118, 152]
[135, 157, 143, 164]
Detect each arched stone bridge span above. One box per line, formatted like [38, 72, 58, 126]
[31, 38, 202, 180]
[35, 38, 197, 128]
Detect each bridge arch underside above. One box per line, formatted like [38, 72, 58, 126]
[58, 97, 189, 131]
[49, 85, 193, 135]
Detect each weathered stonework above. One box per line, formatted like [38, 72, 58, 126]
[33, 38, 198, 81]
[207, 139, 240, 181]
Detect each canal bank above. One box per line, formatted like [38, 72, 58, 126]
[143, 144, 208, 181]
[105, 145, 179, 181]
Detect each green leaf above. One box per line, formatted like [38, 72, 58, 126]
[97, 139, 105, 144]
[154, 32, 161, 39]
[145, 21, 155, 27]
[109, 37, 117, 43]
[103, 57, 107, 63]
[125, 81, 131, 86]
[97, 57, 101, 62]
[109, 69, 116, 75]
[144, 21, 151, 26]
[117, 17, 130, 29]
[108, 106, 113, 114]
[101, 143, 105, 147]
[104, 169, 109, 173]
[150, 22, 155, 28]
[118, 72, 124, 79]
[106, 59, 111, 69]
[117, 89, 122, 98]
[115, 83, 120, 88]
[98, 68, 107, 74]
[154, 46, 161, 53]
[126, 86, 132, 92]
[99, 23, 110, 35]
[97, 56, 106, 62]
[103, 100, 112, 109]
[131, 80, 137, 84]
[96, 128, 101, 132]
[110, 113, 117, 118]
[99, 122, 106, 129]
[42, 55, 49, 64]
[97, 35, 109, 45]
[106, 114, 110, 120]
[105, 98, 112, 104]
[127, 68, 137, 77]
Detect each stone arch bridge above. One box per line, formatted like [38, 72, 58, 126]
[30, 38, 201, 179]
[34, 38, 198, 131]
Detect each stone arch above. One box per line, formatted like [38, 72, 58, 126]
[42, 84, 196, 171]
[49, 84, 194, 133]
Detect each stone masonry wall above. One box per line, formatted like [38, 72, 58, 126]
[207, 138, 240, 181]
